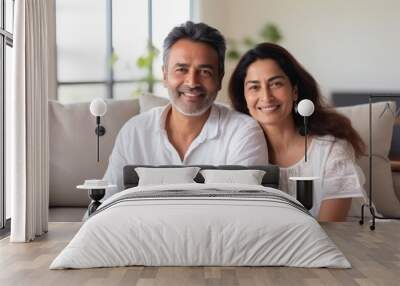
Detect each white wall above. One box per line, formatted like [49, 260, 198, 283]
[196, 0, 400, 102]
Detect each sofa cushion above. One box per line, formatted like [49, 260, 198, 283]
[337, 101, 400, 217]
[337, 102, 395, 157]
[49, 99, 140, 207]
[139, 93, 169, 113]
[391, 171, 400, 202]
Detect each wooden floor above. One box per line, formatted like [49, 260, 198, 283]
[0, 221, 399, 286]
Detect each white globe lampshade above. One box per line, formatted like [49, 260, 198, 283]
[90, 98, 107, 117]
[297, 99, 314, 117]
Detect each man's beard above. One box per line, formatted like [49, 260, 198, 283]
[168, 85, 217, 117]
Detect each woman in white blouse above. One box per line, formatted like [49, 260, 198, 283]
[228, 43, 365, 221]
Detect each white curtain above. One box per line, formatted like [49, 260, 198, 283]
[8, 0, 53, 242]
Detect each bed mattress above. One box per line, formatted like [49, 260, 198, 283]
[50, 183, 350, 269]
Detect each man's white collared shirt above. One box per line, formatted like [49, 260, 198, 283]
[103, 103, 268, 198]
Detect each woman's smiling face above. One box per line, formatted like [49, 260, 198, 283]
[244, 59, 298, 126]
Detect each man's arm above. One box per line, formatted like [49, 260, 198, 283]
[227, 122, 268, 165]
[102, 131, 128, 200]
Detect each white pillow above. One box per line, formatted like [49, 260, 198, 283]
[135, 167, 200, 186]
[200, 169, 266, 185]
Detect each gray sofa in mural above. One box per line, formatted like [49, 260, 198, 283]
[49, 95, 400, 218]
[49, 95, 167, 208]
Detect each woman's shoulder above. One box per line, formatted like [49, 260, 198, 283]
[313, 134, 335, 144]
[313, 135, 350, 147]
[313, 135, 355, 159]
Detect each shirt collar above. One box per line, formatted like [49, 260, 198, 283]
[157, 104, 172, 133]
[156, 103, 220, 141]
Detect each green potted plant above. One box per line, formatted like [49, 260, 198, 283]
[111, 42, 161, 97]
[227, 22, 283, 60]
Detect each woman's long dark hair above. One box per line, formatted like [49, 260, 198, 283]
[228, 43, 365, 156]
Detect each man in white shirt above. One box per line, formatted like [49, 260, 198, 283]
[103, 21, 268, 198]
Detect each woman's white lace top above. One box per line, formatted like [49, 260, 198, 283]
[279, 135, 364, 217]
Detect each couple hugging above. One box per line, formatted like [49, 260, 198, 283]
[103, 21, 365, 222]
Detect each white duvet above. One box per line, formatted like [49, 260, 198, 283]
[50, 183, 351, 269]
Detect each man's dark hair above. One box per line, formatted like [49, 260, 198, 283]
[163, 21, 226, 76]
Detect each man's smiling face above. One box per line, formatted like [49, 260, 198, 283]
[162, 39, 222, 117]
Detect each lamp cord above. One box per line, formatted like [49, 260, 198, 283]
[96, 116, 100, 162]
[97, 128, 100, 162]
[304, 117, 308, 162]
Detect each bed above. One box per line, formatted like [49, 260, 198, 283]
[50, 165, 350, 269]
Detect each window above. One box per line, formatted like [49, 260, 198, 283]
[56, 0, 191, 103]
[0, 0, 14, 231]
